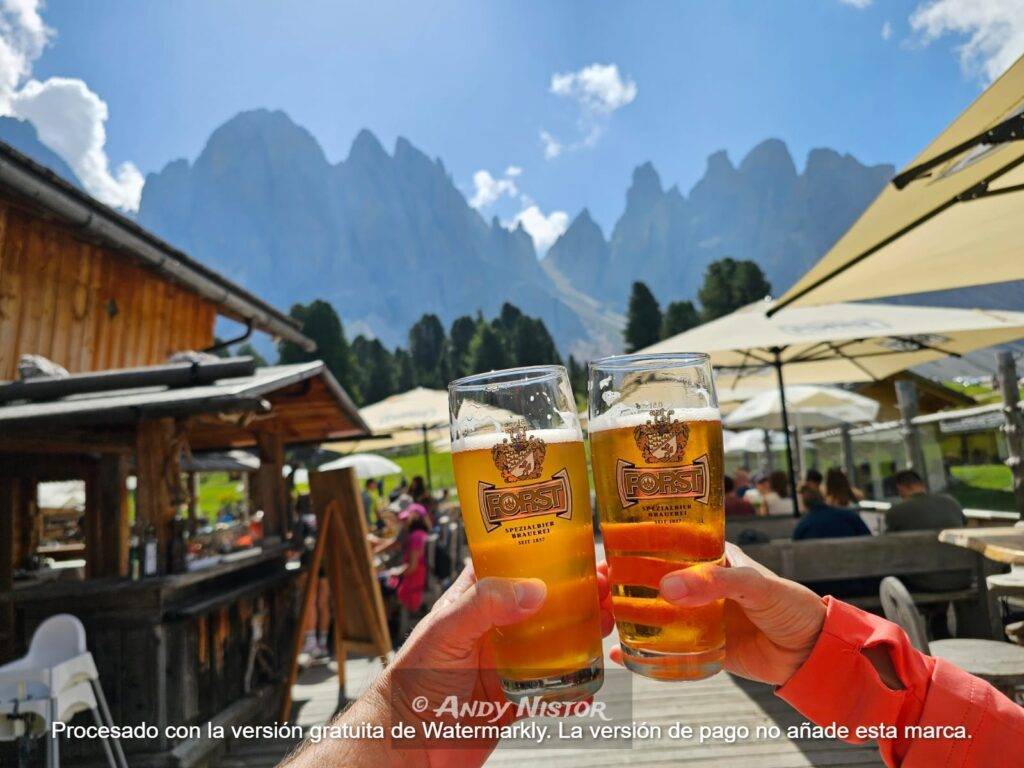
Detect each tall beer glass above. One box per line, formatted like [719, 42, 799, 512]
[449, 365, 604, 702]
[588, 353, 725, 681]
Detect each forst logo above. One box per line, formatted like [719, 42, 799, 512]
[478, 421, 572, 533]
[634, 407, 688, 463]
[491, 421, 546, 482]
[617, 408, 709, 508]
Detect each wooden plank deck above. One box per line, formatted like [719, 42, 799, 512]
[217, 639, 882, 768]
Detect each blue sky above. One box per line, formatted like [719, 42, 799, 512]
[6, 0, 1023, 249]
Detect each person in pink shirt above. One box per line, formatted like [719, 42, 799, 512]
[282, 545, 1023, 768]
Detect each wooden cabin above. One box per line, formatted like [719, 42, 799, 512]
[0, 142, 368, 767]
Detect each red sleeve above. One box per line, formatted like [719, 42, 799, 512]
[776, 597, 1024, 767]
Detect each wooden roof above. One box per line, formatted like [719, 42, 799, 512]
[0, 362, 368, 451]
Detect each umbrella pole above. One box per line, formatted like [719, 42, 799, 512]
[771, 347, 799, 517]
[421, 424, 433, 490]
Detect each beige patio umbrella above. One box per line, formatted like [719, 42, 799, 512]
[772, 54, 1024, 313]
[329, 387, 448, 487]
[642, 299, 1024, 507]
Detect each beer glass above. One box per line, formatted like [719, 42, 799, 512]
[588, 353, 725, 681]
[449, 365, 604, 702]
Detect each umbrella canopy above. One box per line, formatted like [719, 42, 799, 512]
[352, 387, 449, 488]
[723, 429, 787, 455]
[317, 453, 402, 478]
[643, 299, 1024, 512]
[643, 300, 1024, 387]
[359, 387, 449, 433]
[773, 55, 1024, 312]
[724, 386, 880, 431]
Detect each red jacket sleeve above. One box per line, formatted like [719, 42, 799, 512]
[776, 596, 1024, 767]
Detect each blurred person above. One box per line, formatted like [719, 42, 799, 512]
[282, 547, 1023, 768]
[886, 469, 970, 628]
[745, 470, 795, 516]
[824, 467, 864, 508]
[724, 475, 756, 518]
[793, 483, 875, 599]
[793, 484, 871, 541]
[804, 468, 823, 491]
[887, 469, 965, 534]
[361, 478, 381, 529]
[733, 467, 752, 498]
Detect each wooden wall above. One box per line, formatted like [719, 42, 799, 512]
[0, 198, 218, 381]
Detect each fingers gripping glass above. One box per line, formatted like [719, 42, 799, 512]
[588, 353, 726, 682]
[449, 365, 604, 702]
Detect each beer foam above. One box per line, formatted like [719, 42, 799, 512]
[588, 405, 721, 433]
[451, 426, 583, 454]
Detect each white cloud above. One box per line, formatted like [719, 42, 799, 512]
[504, 165, 522, 177]
[469, 168, 519, 209]
[881, 21, 894, 40]
[549, 63, 637, 116]
[542, 62, 637, 160]
[0, 0, 142, 210]
[539, 129, 562, 160]
[909, 0, 1024, 83]
[839, 0, 873, 8]
[508, 205, 569, 254]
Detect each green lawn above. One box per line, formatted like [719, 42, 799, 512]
[197, 472, 245, 520]
[942, 380, 1024, 405]
[949, 464, 1018, 511]
[384, 446, 455, 495]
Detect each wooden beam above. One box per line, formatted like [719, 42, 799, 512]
[85, 454, 129, 578]
[0, 476, 27, 660]
[253, 426, 286, 540]
[895, 379, 928, 489]
[134, 418, 185, 574]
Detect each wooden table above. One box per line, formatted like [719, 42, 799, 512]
[939, 526, 1024, 565]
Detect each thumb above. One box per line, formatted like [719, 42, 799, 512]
[660, 564, 774, 611]
[433, 577, 547, 648]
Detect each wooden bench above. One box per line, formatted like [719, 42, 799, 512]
[725, 515, 797, 543]
[740, 531, 999, 636]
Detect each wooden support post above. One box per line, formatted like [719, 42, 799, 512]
[895, 380, 928, 490]
[762, 429, 774, 472]
[0, 476, 27, 660]
[254, 429, 286, 540]
[996, 351, 1024, 517]
[187, 471, 200, 537]
[135, 418, 180, 573]
[840, 424, 856, 484]
[85, 455, 129, 578]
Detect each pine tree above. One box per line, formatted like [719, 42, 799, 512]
[623, 281, 662, 353]
[448, 315, 477, 378]
[697, 258, 771, 321]
[661, 300, 701, 339]
[466, 321, 511, 375]
[278, 300, 361, 403]
[393, 348, 415, 392]
[352, 335, 395, 405]
[510, 315, 561, 367]
[408, 314, 449, 388]
[234, 342, 268, 367]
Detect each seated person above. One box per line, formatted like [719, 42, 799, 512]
[793, 483, 876, 598]
[886, 468, 970, 594]
[745, 471, 795, 516]
[724, 475, 756, 518]
[824, 467, 864, 508]
[733, 467, 752, 499]
[804, 468, 823, 493]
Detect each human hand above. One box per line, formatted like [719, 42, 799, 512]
[289, 563, 614, 768]
[609, 543, 825, 687]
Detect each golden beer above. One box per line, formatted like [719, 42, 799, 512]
[590, 407, 725, 681]
[450, 365, 604, 703]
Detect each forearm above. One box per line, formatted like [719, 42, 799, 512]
[777, 597, 1024, 766]
[280, 676, 426, 768]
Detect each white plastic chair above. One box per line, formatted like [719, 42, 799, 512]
[0, 614, 127, 768]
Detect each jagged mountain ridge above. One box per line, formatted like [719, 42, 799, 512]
[544, 138, 896, 310]
[137, 110, 590, 353]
